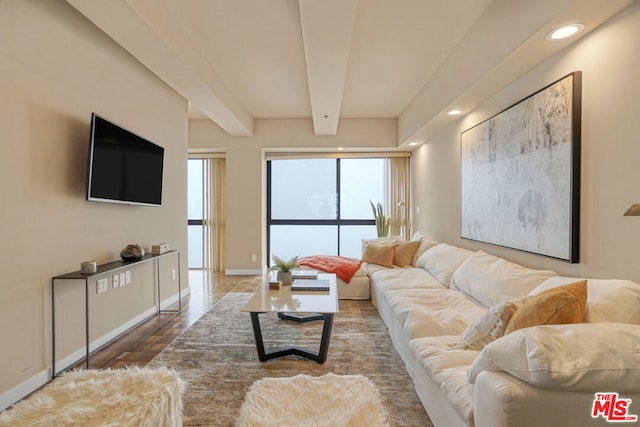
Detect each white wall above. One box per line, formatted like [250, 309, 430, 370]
[411, 2, 640, 281]
[0, 0, 188, 408]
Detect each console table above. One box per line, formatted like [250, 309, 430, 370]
[51, 250, 181, 378]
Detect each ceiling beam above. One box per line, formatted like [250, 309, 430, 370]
[299, 0, 358, 136]
[66, 0, 254, 136]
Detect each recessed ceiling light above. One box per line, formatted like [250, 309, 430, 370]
[546, 23, 584, 41]
[448, 109, 463, 116]
[408, 142, 419, 146]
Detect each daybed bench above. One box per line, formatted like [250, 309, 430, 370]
[298, 255, 370, 300]
[362, 234, 640, 427]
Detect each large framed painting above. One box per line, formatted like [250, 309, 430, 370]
[460, 72, 581, 263]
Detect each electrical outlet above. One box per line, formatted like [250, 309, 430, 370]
[97, 278, 108, 294]
[125, 270, 132, 284]
[251, 254, 257, 262]
[119, 272, 126, 287]
[112, 274, 119, 288]
[171, 269, 176, 281]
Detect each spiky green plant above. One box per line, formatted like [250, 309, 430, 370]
[370, 200, 390, 237]
[266, 255, 300, 275]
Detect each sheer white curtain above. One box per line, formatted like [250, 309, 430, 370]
[385, 157, 410, 240]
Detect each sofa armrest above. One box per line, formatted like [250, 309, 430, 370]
[474, 371, 640, 427]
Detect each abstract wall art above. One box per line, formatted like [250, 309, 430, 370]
[460, 72, 581, 262]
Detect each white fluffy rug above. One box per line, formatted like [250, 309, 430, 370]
[0, 367, 185, 427]
[236, 373, 389, 427]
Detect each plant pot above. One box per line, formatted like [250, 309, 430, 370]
[277, 271, 292, 286]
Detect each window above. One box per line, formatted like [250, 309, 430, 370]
[187, 156, 227, 271]
[267, 158, 385, 262]
[187, 159, 206, 269]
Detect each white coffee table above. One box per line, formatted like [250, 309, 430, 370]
[241, 273, 338, 363]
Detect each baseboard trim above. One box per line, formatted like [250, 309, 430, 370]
[0, 288, 191, 412]
[225, 269, 262, 275]
[0, 369, 49, 412]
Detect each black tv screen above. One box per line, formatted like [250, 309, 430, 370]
[87, 113, 164, 206]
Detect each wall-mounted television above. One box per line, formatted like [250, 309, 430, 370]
[86, 113, 164, 207]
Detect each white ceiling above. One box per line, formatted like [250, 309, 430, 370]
[66, 0, 632, 144]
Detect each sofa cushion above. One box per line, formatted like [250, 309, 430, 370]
[415, 244, 474, 287]
[385, 288, 485, 339]
[531, 276, 640, 324]
[505, 280, 587, 334]
[468, 323, 640, 393]
[456, 298, 525, 350]
[410, 336, 479, 425]
[409, 234, 440, 266]
[370, 268, 445, 293]
[451, 251, 557, 308]
[393, 240, 421, 267]
[361, 243, 396, 268]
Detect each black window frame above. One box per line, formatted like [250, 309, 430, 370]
[266, 158, 377, 266]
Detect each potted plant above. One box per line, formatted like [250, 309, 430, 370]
[370, 201, 390, 237]
[266, 255, 300, 286]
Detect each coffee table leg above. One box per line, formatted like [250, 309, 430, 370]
[249, 312, 267, 361]
[249, 312, 334, 363]
[317, 313, 334, 363]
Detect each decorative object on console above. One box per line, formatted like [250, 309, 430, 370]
[624, 203, 640, 216]
[80, 261, 97, 274]
[152, 242, 170, 255]
[120, 244, 145, 261]
[266, 255, 300, 286]
[460, 72, 581, 263]
[370, 200, 390, 237]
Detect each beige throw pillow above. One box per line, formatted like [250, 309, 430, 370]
[505, 280, 587, 334]
[456, 298, 526, 351]
[361, 244, 397, 268]
[393, 240, 420, 267]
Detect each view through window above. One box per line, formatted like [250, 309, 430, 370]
[187, 158, 205, 269]
[268, 158, 385, 262]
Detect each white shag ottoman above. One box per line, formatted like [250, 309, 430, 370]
[0, 367, 185, 427]
[236, 373, 388, 427]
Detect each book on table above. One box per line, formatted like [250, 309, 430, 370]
[291, 279, 330, 291]
[291, 269, 319, 279]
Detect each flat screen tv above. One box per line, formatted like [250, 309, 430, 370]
[87, 113, 164, 207]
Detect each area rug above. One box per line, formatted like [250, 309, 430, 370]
[0, 367, 184, 427]
[236, 373, 388, 427]
[148, 292, 432, 426]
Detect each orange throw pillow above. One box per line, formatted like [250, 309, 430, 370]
[393, 241, 421, 267]
[505, 280, 587, 334]
[361, 244, 397, 268]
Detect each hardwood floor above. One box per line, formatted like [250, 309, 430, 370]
[84, 271, 262, 370]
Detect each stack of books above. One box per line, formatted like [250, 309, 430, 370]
[291, 269, 319, 279]
[291, 279, 330, 292]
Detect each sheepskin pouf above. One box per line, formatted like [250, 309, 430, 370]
[236, 373, 388, 427]
[0, 367, 185, 427]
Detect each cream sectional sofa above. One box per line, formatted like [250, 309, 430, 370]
[364, 236, 640, 427]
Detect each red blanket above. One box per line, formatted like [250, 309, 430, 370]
[298, 255, 363, 284]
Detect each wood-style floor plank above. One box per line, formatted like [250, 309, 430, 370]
[79, 271, 262, 369]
